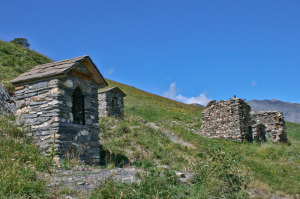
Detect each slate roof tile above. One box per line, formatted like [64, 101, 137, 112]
[11, 55, 88, 84]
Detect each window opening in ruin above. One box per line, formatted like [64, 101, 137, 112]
[112, 97, 117, 115]
[72, 87, 85, 125]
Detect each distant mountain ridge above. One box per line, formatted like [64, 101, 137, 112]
[191, 103, 206, 108]
[247, 99, 300, 124]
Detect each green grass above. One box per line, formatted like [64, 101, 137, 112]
[90, 170, 191, 199]
[99, 116, 299, 196]
[0, 116, 51, 198]
[0, 40, 52, 93]
[91, 152, 249, 199]
[99, 116, 198, 170]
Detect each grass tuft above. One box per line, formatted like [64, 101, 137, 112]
[0, 116, 51, 198]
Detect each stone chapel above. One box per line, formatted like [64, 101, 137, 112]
[11, 55, 107, 164]
[98, 87, 126, 118]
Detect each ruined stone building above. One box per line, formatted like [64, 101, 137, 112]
[251, 111, 287, 142]
[11, 55, 108, 164]
[200, 98, 252, 142]
[200, 97, 287, 142]
[98, 87, 126, 118]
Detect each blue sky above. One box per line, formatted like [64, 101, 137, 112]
[1, 0, 299, 105]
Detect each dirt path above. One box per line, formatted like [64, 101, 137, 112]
[147, 122, 196, 149]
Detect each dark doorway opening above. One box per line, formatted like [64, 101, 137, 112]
[72, 87, 85, 125]
[246, 126, 253, 142]
[112, 97, 118, 115]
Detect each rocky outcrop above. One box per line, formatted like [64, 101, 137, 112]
[0, 83, 16, 116]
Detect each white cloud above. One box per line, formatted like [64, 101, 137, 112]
[163, 82, 177, 99]
[107, 67, 114, 75]
[176, 93, 212, 106]
[163, 82, 212, 106]
[250, 80, 257, 87]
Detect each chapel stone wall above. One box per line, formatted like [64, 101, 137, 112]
[14, 63, 101, 164]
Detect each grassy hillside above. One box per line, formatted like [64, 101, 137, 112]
[0, 40, 299, 198]
[99, 79, 300, 197]
[0, 40, 52, 93]
[106, 79, 204, 122]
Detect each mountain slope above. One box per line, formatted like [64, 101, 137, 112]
[0, 40, 52, 93]
[247, 99, 300, 124]
[99, 80, 300, 196]
[0, 40, 299, 197]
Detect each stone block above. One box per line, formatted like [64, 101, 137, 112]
[85, 119, 93, 125]
[63, 79, 74, 88]
[34, 82, 48, 88]
[66, 100, 72, 107]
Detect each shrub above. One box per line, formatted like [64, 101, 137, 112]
[10, 38, 30, 48]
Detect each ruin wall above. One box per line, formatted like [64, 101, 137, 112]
[251, 111, 287, 142]
[200, 98, 252, 142]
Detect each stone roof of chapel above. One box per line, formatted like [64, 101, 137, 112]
[11, 55, 108, 86]
[98, 87, 127, 97]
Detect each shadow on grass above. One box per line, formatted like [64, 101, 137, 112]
[99, 145, 130, 167]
